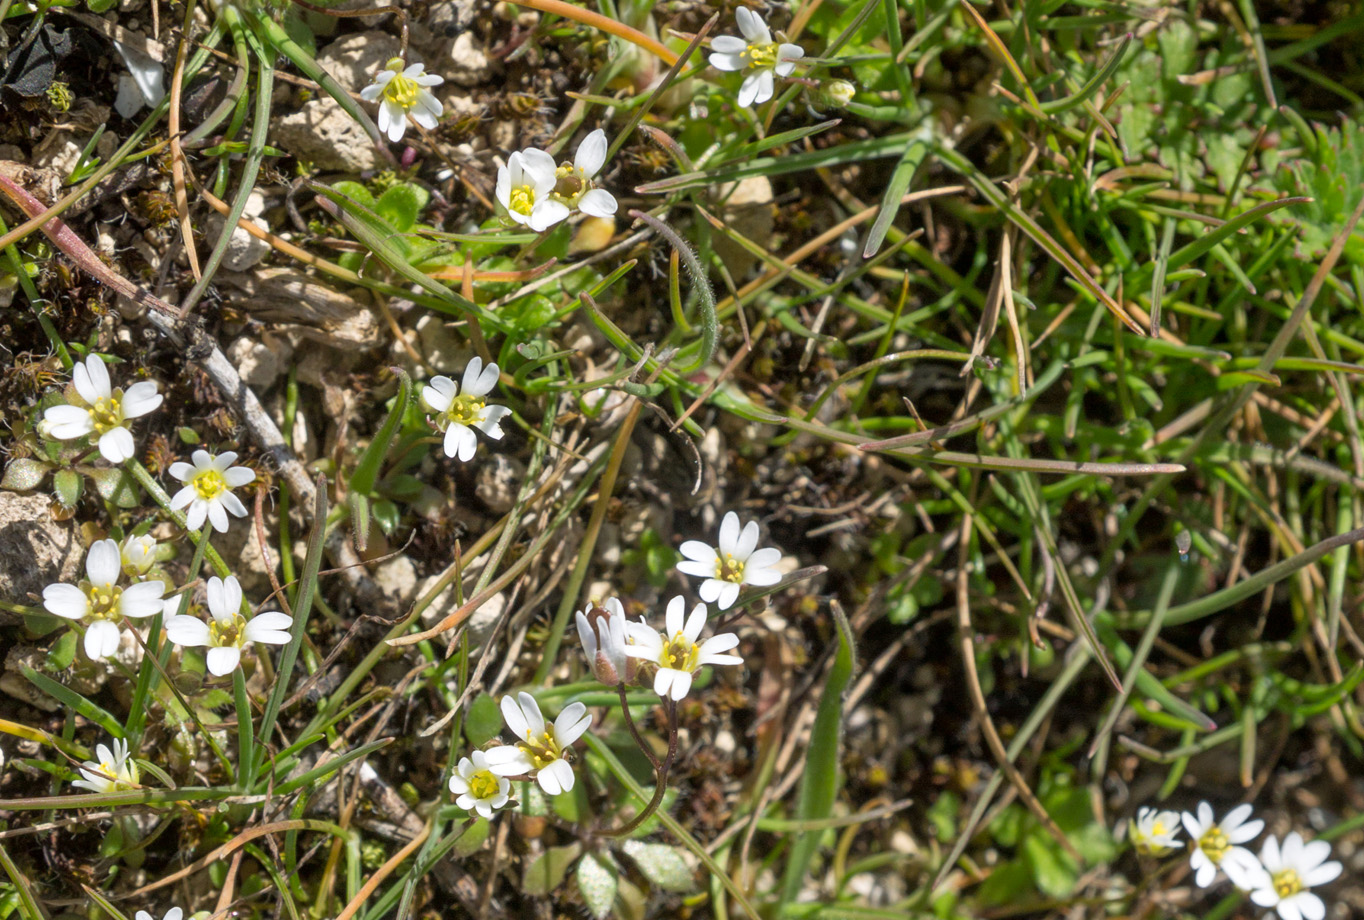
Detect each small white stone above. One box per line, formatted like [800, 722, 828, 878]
[443, 33, 492, 87]
[226, 334, 289, 388]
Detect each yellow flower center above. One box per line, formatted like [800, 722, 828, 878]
[444, 393, 487, 427]
[209, 612, 248, 649]
[713, 552, 745, 583]
[191, 469, 227, 501]
[508, 184, 536, 217]
[1272, 868, 1303, 899]
[85, 582, 123, 620]
[89, 394, 122, 434]
[469, 770, 500, 800]
[661, 632, 700, 673]
[518, 727, 565, 771]
[740, 41, 779, 70]
[1198, 826, 1230, 863]
[381, 59, 421, 110]
[553, 164, 585, 204]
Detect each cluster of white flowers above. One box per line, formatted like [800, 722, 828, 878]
[496, 129, 619, 232]
[1125, 801, 1342, 919]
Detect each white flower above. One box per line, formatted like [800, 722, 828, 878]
[168, 450, 255, 532]
[496, 147, 566, 232]
[448, 750, 512, 819]
[677, 511, 783, 610]
[624, 596, 743, 701]
[1250, 832, 1342, 920]
[481, 692, 592, 797]
[549, 129, 618, 219]
[120, 533, 159, 578]
[1126, 806, 1182, 857]
[135, 909, 182, 920]
[1181, 802, 1266, 890]
[421, 357, 511, 462]
[576, 597, 632, 685]
[708, 7, 805, 107]
[164, 575, 293, 676]
[72, 737, 140, 793]
[42, 539, 165, 660]
[42, 353, 162, 463]
[360, 58, 443, 143]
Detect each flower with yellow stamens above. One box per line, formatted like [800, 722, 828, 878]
[168, 450, 255, 533]
[360, 58, 444, 143]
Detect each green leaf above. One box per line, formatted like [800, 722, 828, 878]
[453, 817, 489, 857]
[371, 500, 399, 536]
[620, 841, 694, 892]
[977, 859, 1032, 906]
[576, 852, 617, 919]
[89, 467, 140, 508]
[523, 842, 582, 896]
[86, 0, 117, 12]
[46, 631, 77, 671]
[464, 693, 503, 748]
[52, 469, 82, 508]
[1, 458, 51, 491]
[1022, 830, 1078, 898]
[376, 184, 429, 234]
[22, 666, 124, 738]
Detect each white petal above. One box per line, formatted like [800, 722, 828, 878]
[653, 668, 675, 698]
[576, 611, 599, 659]
[735, 7, 770, 43]
[735, 521, 761, 559]
[423, 377, 456, 411]
[207, 500, 230, 533]
[574, 129, 608, 178]
[474, 405, 510, 439]
[682, 602, 708, 643]
[743, 565, 782, 587]
[1251, 889, 1280, 908]
[165, 615, 210, 647]
[536, 760, 565, 796]
[120, 381, 162, 418]
[752, 69, 775, 105]
[1182, 809, 1205, 838]
[164, 908, 182, 920]
[183, 500, 207, 531]
[223, 466, 255, 487]
[1222, 804, 1255, 834]
[495, 164, 512, 210]
[75, 355, 110, 404]
[119, 580, 166, 618]
[1295, 894, 1325, 920]
[680, 540, 719, 563]
[381, 101, 405, 142]
[698, 633, 739, 658]
[44, 405, 95, 438]
[747, 547, 782, 570]
[517, 692, 545, 735]
[192, 449, 216, 469]
[528, 199, 570, 232]
[43, 584, 89, 619]
[455, 792, 477, 810]
[677, 560, 716, 578]
[520, 148, 558, 190]
[1297, 838, 1330, 870]
[501, 694, 531, 740]
[206, 646, 242, 676]
[472, 360, 501, 397]
[169, 462, 195, 482]
[554, 702, 592, 747]
[1228, 817, 1264, 844]
[98, 427, 135, 463]
[1277, 896, 1303, 920]
[85, 620, 122, 659]
[717, 582, 742, 610]
[718, 512, 741, 556]
[775, 44, 805, 77]
[1304, 860, 1342, 886]
[711, 36, 747, 54]
[708, 51, 744, 72]
[461, 356, 485, 395]
[206, 576, 229, 622]
[218, 491, 248, 519]
[482, 745, 534, 776]
[578, 188, 617, 218]
[451, 424, 478, 462]
[87, 539, 121, 584]
[697, 578, 725, 604]
[664, 595, 686, 636]
[247, 611, 293, 635]
[666, 669, 693, 700]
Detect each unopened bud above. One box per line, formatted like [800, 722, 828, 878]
[822, 79, 856, 108]
[593, 648, 620, 685]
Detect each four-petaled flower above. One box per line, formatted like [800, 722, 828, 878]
[708, 7, 805, 108]
[448, 750, 513, 819]
[165, 575, 293, 676]
[1181, 801, 1266, 890]
[677, 511, 782, 610]
[1250, 832, 1342, 920]
[168, 450, 255, 533]
[576, 597, 632, 686]
[625, 596, 743, 701]
[361, 58, 444, 143]
[43, 539, 165, 659]
[482, 692, 592, 796]
[1127, 806, 1182, 857]
[72, 737, 140, 793]
[496, 130, 618, 232]
[422, 357, 511, 462]
[43, 353, 162, 463]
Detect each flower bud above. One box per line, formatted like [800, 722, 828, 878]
[822, 79, 856, 108]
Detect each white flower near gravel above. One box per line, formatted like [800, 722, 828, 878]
[448, 750, 512, 819]
[496, 147, 565, 231]
[482, 692, 592, 796]
[42, 539, 165, 659]
[43, 353, 162, 463]
[1126, 806, 1182, 856]
[1181, 801, 1266, 890]
[708, 6, 805, 107]
[1250, 832, 1342, 920]
[625, 596, 743, 701]
[549, 129, 618, 219]
[576, 597, 632, 686]
[677, 511, 783, 610]
[134, 909, 182, 920]
[72, 737, 140, 793]
[165, 575, 293, 677]
[168, 450, 255, 532]
[422, 357, 511, 462]
[360, 58, 444, 143]
[120, 533, 160, 578]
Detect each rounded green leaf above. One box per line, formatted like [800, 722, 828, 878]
[576, 852, 617, 919]
[2, 457, 52, 491]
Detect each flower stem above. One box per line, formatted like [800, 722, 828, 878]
[617, 684, 661, 771]
[602, 699, 677, 838]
